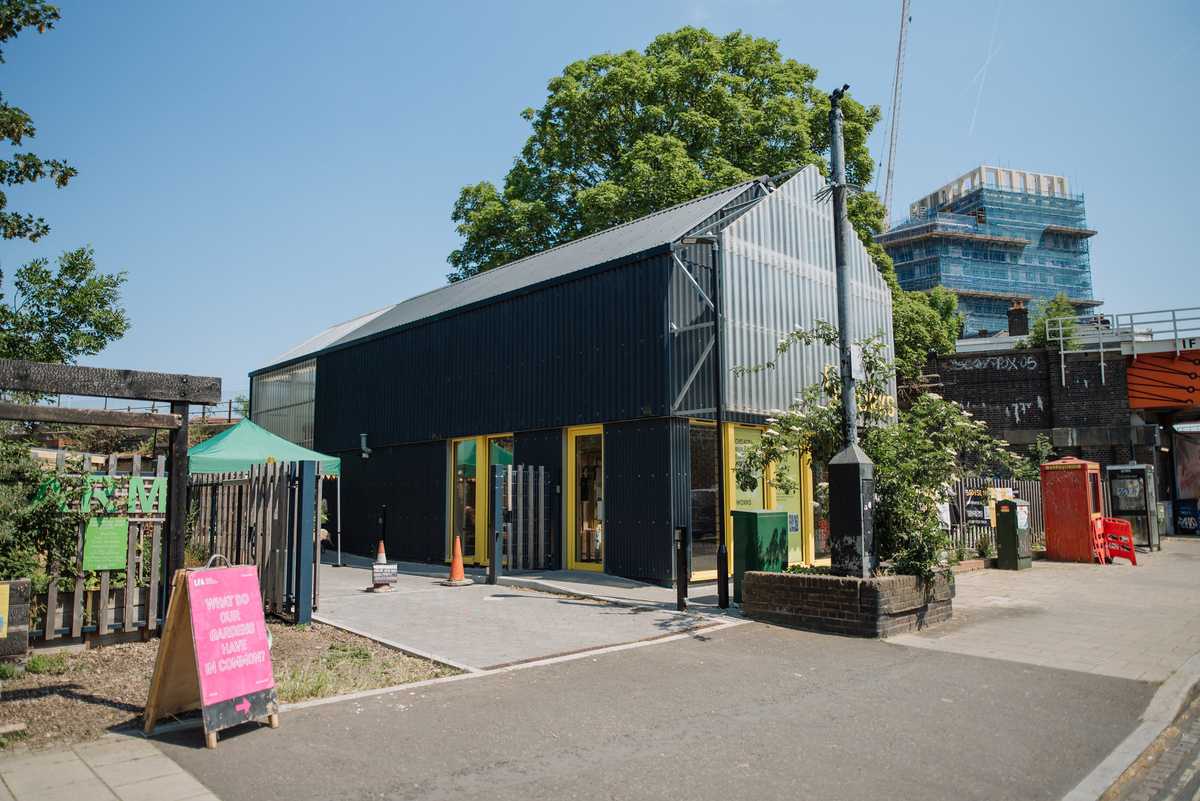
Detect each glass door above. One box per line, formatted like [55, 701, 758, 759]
[568, 426, 604, 572]
[451, 438, 478, 563]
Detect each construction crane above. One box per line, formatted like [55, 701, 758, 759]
[882, 0, 911, 230]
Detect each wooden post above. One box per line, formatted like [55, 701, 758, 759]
[166, 402, 190, 612]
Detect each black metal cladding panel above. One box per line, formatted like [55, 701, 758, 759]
[604, 417, 690, 581]
[514, 429, 563, 476]
[313, 254, 672, 452]
[334, 440, 446, 560]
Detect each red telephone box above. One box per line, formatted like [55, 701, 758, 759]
[1040, 457, 1104, 563]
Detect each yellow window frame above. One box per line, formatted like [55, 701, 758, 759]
[566, 425, 604, 573]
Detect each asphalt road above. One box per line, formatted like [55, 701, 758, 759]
[152, 622, 1153, 801]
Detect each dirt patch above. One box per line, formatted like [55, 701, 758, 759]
[0, 621, 462, 750]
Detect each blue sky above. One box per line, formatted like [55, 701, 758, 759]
[3, 1, 1198, 408]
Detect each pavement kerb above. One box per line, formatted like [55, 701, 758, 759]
[139, 617, 750, 741]
[1061, 652, 1200, 801]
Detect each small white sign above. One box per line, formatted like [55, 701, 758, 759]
[850, 345, 866, 381]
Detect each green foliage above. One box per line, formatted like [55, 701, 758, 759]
[188, 416, 215, 448]
[1023, 292, 1080, 350]
[233, 394, 250, 419]
[1012, 433, 1055, 480]
[0, 662, 19, 679]
[975, 533, 994, 559]
[0, 247, 129, 365]
[25, 651, 68, 675]
[447, 26, 882, 281]
[890, 285, 964, 381]
[0, 2, 76, 242]
[0, 438, 83, 581]
[64, 425, 126, 455]
[733, 325, 1030, 580]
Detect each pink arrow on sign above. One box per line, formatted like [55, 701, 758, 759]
[235, 698, 250, 716]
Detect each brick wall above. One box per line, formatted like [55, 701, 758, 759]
[741, 571, 954, 638]
[923, 348, 1157, 472]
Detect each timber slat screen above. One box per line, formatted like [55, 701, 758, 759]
[188, 461, 323, 622]
[492, 464, 554, 570]
[32, 454, 166, 645]
[947, 478, 1045, 554]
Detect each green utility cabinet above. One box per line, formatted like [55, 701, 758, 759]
[732, 510, 788, 603]
[995, 498, 1033, 570]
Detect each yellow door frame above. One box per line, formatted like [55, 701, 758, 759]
[566, 425, 604, 572]
[447, 434, 513, 566]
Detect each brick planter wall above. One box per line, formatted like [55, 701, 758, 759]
[741, 571, 955, 638]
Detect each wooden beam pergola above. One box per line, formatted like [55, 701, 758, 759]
[0, 359, 221, 405]
[0, 358, 222, 618]
[0, 402, 182, 430]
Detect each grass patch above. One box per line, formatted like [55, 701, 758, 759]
[0, 729, 30, 749]
[25, 653, 69, 675]
[276, 665, 334, 702]
[0, 663, 21, 680]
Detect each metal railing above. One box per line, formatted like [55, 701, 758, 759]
[1046, 305, 1200, 385]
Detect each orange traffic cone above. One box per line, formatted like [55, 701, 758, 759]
[370, 538, 395, 592]
[441, 535, 473, 586]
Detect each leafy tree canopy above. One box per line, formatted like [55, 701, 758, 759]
[0, 246, 129, 364]
[448, 27, 882, 281]
[0, 1, 76, 242]
[1022, 291, 1081, 350]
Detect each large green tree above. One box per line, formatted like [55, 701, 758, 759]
[1, 1, 76, 242]
[0, 3, 129, 370]
[0, 247, 128, 363]
[447, 27, 882, 282]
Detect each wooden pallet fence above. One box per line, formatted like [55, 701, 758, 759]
[188, 461, 323, 623]
[31, 454, 166, 647]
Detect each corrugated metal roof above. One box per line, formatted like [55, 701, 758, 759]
[258, 304, 396, 370]
[255, 177, 766, 374]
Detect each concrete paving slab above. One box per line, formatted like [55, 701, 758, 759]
[74, 738, 162, 768]
[18, 778, 117, 801]
[1, 758, 93, 795]
[91, 754, 188, 788]
[891, 538, 1200, 683]
[316, 560, 717, 669]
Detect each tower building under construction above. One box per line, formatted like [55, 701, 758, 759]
[875, 165, 1099, 335]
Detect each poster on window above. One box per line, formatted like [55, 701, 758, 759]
[1176, 435, 1200, 501]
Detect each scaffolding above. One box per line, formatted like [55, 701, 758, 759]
[876, 183, 1096, 334]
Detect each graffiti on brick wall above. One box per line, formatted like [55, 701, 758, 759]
[946, 354, 1038, 372]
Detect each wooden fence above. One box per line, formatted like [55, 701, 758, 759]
[947, 478, 1045, 555]
[31, 454, 166, 646]
[187, 461, 323, 622]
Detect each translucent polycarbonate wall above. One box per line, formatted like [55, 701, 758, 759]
[720, 167, 896, 417]
[251, 358, 316, 448]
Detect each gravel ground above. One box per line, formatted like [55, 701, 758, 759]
[0, 621, 461, 750]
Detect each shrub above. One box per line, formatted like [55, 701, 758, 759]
[734, 323, 1031, 580]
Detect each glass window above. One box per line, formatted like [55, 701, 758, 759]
[452, 440, 477, 558]
[689, 423, 720, 575]
[574, 433, 603, 565]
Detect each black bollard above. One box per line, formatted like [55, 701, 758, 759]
[717, 541, 729, 608]
[675, 527, 688, 612]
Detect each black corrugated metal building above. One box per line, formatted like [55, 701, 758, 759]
[250, 168, 894, 583]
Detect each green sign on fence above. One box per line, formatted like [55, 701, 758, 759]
[82, 517, 130, 571]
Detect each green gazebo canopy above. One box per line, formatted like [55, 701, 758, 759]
[188, 419, 341, 475]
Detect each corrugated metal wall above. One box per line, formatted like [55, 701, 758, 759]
[336, 440, 446, 559]
[313, 254, 673, 454]
[604, 417, 690, 581]
[719, 166, 896, 416]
